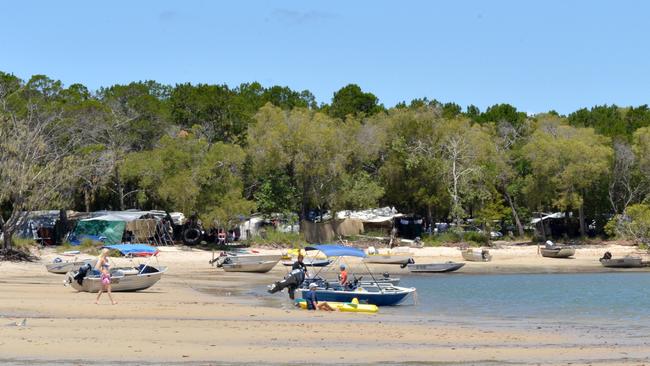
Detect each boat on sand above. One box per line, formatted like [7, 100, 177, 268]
[363, 254, 413, 265]
[281, 258, 332, 267]
[222, 260, 279, 273]
[461, 248, 492, 262]
[64, 244, 165, 292]
[540, 241, 575, 258]
[46, 258, 96, 274]
[599, 252, 644, 268]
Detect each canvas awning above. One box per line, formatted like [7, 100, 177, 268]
[103, 244, 159, 257]
[305, 244, 366, 258]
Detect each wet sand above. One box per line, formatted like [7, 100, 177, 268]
[1, 244, 649, 365]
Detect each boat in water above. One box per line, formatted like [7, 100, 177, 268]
[461, 248, 492, 262]
[599, 251, 644, 268]
[540, 241, 575, 258]
[64, 244, 166, 292]
[407, 262, 465, 273]
[46, 258, 96, 274]
[296, 245, 416, 306]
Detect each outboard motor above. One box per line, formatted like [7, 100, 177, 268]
[73, 263, 93, 285]
[400, 258, 415, 269]
[267, 269, 305, 299]
[601, 251, 612, 261]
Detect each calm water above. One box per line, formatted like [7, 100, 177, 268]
[397, 272, 650, 326]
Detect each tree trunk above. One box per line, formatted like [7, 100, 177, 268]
[115, 166, 125, 210]
[84, 186, 91, 213]
[2, 231, 12, 250]
[504, 191, 524, 237]
[579, 202, 586, 237]
[539, 210, 547, 240]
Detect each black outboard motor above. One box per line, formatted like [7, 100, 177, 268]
[601, 251, 612, 260]
[73, 263, 93, 285]
[400, 257, 415, 269]
[267, 269, 305, 299]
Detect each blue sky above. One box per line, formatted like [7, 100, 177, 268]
[1, 0, 648, 114]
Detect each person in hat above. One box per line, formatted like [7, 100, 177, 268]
[338, 264, 348, 286]
[304, 282, 334, 311]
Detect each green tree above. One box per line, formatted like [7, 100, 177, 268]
[247, 104, 349, 220]
[328, 84, 383, 120]
[522, 117, 612, 236]
[121, 132, 254, 228]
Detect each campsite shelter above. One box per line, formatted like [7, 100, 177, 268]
[69, 211, 167, 245]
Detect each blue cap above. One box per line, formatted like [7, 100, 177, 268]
[340, 264, 346, 270]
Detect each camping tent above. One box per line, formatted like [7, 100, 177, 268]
[69, 211, 166, 245]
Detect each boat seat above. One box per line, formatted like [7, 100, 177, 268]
[116, 269, 139, 275]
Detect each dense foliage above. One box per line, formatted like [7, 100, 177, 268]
[2, 70, 650, 248]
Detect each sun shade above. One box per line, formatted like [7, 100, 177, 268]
[102, 244, 159, 257]
[304, 244, 366, 258]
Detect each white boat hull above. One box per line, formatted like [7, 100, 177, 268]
[222, 260, 279, 273]
[461, 249, 492, 262]
[66, 266, 166, 292]
[46, 259, 96, 274]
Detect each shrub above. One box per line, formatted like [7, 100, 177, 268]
[11, 237, 36, 251]
[463, 231, 490, 245]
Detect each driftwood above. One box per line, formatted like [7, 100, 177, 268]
[0, 248, 39, 262]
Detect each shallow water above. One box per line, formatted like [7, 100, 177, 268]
[399, 272, 650, 325]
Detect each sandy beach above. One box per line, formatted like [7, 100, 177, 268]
[1, 244, 649, 365]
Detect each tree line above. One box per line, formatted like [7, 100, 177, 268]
[2, 71, 650, 249]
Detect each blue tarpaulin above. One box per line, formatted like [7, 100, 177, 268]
[102, 244, 159, 257]
[304, 244, 366, 258]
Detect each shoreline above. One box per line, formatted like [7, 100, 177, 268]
[0, 244, 649, 365]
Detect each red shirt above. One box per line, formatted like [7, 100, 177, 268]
[339, 269, 348, 284]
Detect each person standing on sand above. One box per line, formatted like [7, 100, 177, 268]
[292, 253, 308, 274]
[95, 248, 117, 305]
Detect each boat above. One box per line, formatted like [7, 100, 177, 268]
[212, 252, 281, 267]
[541, 247, 575, 258]
[461, 248, 492, 262]
[222, 259, 279, 273]
[46, 258, 96, 274]
[296, 245, 416, 306]
[540, 241, 575, 258]
[294, 298, 378, 313]
[407, 262, 465, 273]
[363, 254, 413, 265]
[64, 244, 166, 292]
[281, 258, 332, 267]
[599, 252, 644, 268]
[304, 273, 400, 288]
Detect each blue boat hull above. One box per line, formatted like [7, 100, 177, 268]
[301, 289, 412, 306]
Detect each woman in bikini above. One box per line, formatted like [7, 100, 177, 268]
[95, 248, 117, 305]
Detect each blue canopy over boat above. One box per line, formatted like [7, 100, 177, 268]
[102, 244, 159, 257]
[304, 245, 366, 258]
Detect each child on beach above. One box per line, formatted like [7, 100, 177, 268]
[95, 248, 117, 305]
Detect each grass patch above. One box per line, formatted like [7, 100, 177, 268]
[422, 231, 489, 247]
[57, 238, 104, 256]
[11, 237, 37, 251]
